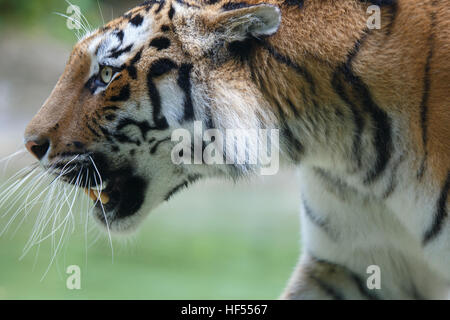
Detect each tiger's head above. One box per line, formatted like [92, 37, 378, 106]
[24, 0, 281, 232]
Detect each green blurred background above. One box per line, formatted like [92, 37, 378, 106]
[0, 0, 301, 299]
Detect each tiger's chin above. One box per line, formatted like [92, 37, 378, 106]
[91, 204, 149, 234]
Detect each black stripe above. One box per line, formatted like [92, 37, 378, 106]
[168, 5, 175, 19]
[164, 174, 201, 201]
[303, 201, 336, 239]
[382, 155, 404, 199]
[260, 40, 316, 95]
[204, 106, 215, 130]
[155, 0, 166, 13]
[141, 0, 158, 8]
[222, 2, 251, 11]
[112, 132, 141, 146]
[148, 58, 178, 77]
[423, 172, 450, 244]
[417, 9, 436, 180]
[115, 30, 124, 42]
[310, 255, 379, 300]
[126, 49, 143, 80]
[277, 118, 302, 162]
[310, 275, 344, 300]
[130, 49, 142, 65]
[175, 0, 200, 7]
[361, 95, 392, 184]
[283, 0, 304, 9]
[187, 174, 202, 184]
[358, 0, 396, 5]
[105, 114, 116, 121]
[72, 141, 84, 150]
[281, 125, 303, 162]
[315, 168, 349, 199]
[94, 110, 102, 120]
[249, 59, 303, 162]
[147, 59, 178, 129]
[385, 0, 398, 36]
[98, 126, 115, 144]
[110, 84, 131, 102]
[350, 272, 379, 300]
[331, 72, 365, 168]
[228, 39, 256, 61]
[108, 44, 133, 59]
[271, 93, 303, 162]
[99, 123, 139, 145]
[177, 64, 195, 121]
[129, 14, 144, 27]
[417, 159, 427, 181]
[100, 26, 111, 33]
[91, 115, 100, 126]
[150, 137, 171, 154]
[127, 66, 137, 80]
[141, 0, 164, 12]
[150, 37, 171, 51]
[147, 79, 169, 129]
[103, 105, 119, 112]
[286, 98, 300, 118]
[164, 181, 189, 201]
[339, 32, 392, 184]
[418, 49, 432, 179]
[86, 122, 102, 138]
[116, 118, 158, 140]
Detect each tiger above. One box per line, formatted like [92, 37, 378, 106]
[21, 0, 449, 299]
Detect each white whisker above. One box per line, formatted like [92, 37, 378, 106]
[0, 143, 118, 279]
[89, 156, 114, 262]
[0, 148, 27, 175]
[97, 0, 105, 26]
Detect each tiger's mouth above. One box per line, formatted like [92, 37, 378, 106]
[85, 184, 110, 205]
[87, 173, 148, 226]
[51, 154, 148, 228]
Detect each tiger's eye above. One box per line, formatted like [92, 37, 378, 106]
[100, 66, 113, 84]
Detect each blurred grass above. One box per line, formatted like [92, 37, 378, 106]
[0, 0, 139, 43]
[0, 175, 300, 299]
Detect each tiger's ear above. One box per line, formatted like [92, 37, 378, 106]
[209, 4, 281, 40]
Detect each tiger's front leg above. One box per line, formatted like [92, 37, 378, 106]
[281, 167, 450, 300]
[281, 254, 379, 300]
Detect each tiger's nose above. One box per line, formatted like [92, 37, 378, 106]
[25, 138, 50, 161]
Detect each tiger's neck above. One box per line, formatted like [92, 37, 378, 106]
[250, 1, 400, 178]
